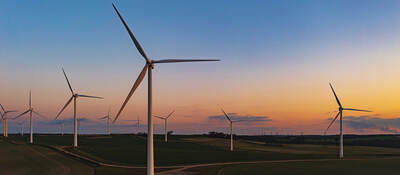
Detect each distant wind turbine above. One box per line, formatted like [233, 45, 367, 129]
[325, 83, 372, 159]
[14, 91, 47, 143]
[153, 110, 174, 142]
[99, 108, 111, 135]
[111, 4, 219, 175]
[60, 122, 64, 136]
[18, 121, 25, 136]
[221, 108, 247, 151]
[135, 116, 141, 134]
[0, 104, 17, 137]
[55, 68, 103, 147]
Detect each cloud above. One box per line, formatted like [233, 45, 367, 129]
[208, 113, 272, 125]
[339, 115, 400, 133]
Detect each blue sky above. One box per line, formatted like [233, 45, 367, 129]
[2, 1, 400, 134]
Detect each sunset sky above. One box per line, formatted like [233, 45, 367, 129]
[1, 0, 400, 135]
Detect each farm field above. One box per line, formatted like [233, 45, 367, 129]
[2, 134, 400, 175]
[183, 158, 400, 175]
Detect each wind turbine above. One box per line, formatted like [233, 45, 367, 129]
[221, 108, 247, 151]
[135, 116, 141, 133]
[17, 121, 25, 136]
[60, 122, 64, 136]
[13, 91, 47, 143]
[0, 104, 17, 137]
[325, 83, 372, 159]
[153, 110, 174, 142]
[55, 68, 103, 147]
[111, 4, 219, 175]
[99, 108, 111, 135]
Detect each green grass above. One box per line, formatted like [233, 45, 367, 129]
[4, 134, 400, 175]
[12, 134, 336, 166]
[0, 139, 93, 175]
[9, 134, 400, 166]
[184, 158, 400, 175]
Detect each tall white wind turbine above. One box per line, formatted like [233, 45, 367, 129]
[0, 104, 17, 137]
[325, 83, 372, 159]
[153, 110, 174, 143]
[13, 91, 47, 143]
[55, 68, 103, 147]
[99, 108, 111, 135]
[60, 122, 64, 136]
[221, 108, 247, 151]
[111, 4, 219, 175]
[18, 121, 25, 136]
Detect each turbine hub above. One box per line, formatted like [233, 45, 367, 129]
[148, 63, 154, 69]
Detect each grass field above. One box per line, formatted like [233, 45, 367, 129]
[0, 139, 93, 175]
[2, 134, 400, 175]
[184, 158, 400, 175]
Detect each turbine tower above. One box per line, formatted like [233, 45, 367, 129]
[55, 68, 103, 147]
[99, 108, 111, 135]
[60, 122, 64, 136]
[0, 104, 17, 137]
[111, 4, 219, 175]
[135, 116, 141, 134]
[0, 112, 2, 135]
[78, 118, 82, 136]
[221, 108, 246, 151]
[14, 91, 47, 143]
[18, 121, 24, 136]
[325, 83, 372, 159]
[153, 110, 174, 142]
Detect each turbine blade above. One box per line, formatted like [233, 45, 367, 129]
[167, 110, 175, 118]
[221, 108, 231, 122]
[32, 111, 48, 120]
[329, 83, 342, 108]
[29, 90, 32, 108]
[153, 115, 165, 119]
[13, 110, 30, 119]
[343, 108, 372, 112]
[77, 94, 104, 99]
[325, 112, 340, 134]
[55, 96, 74, 119]
[153, 59, 220, 64]
[99, 116, 109, 119]
[62, 68, 74, 95]
[0, 104, 5, 112]
[233, 120, 248, 123]
[112, 4, 149, 62]
[113, 65, 148, 123]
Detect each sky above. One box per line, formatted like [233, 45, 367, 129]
[1, 0, 400, 135]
